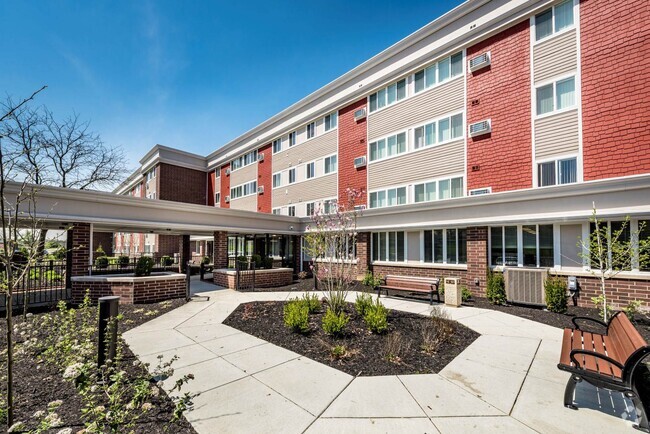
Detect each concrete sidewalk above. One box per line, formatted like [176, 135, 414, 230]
[124, 288, 640, 433]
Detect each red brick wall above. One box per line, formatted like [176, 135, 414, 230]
[370, 264, 467, 287]
[158, 163, 207, 205]
[467, 20, 532, 192]
[71, 276, 186, 304]
[213, 231, 228, 268]
[466, 226, 488, 297]
[257, 143, 272, 213]
[207, 170, 216, 206]
[574, 276, 650, 309]
[220, 165, 230, 208]
[213, 268, 293, 289]
[70, 223, 91, 277]
[338, 98, 367, 207]
[580, 0, 650, 180]
[158, 234, 180, 257]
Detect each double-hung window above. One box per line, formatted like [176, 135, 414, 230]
[535, 0, 574, 41]
[273, 138, 282, 154]
[413, 113, 463, 150]
[288, 205, 295, 217]
[414, 52, 463, 93]
[538, 157, 577, 187]
[272, 173, 282, 188]
[369, 187, 406, 209]
[307, 122, 315, 139]
[536, 76, 576, 115]
[369, 79, 406, 113]
[324, 155, 337, 174]
[288, 131, 296, 147]
[369, 132, 406, 162]
[323, 199, 337, 214]
[306, 202, 315, 216]
[215, 192, 220, 206]
[288, 168, 296, 184]
[272, 208, 281, 215]
[324, 112, 337, 131]
[371, 231, 405, 262]
[306, 162, 315, 179]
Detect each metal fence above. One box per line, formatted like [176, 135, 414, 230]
[235, 260, 255, 290]
[90, 255, 179, 275]
[1, 260, 69, 310]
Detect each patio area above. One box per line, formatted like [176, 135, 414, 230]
[123, 286, 639, 433]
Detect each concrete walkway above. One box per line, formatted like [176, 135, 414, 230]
[124, 287, 640, 433]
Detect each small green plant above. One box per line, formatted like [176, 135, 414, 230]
[355, 292, 373, 316]
[545, 276, 568, 313]
[283, 300, 310, 333]
[95, 256, 109, 268]
[161, 255, 174, 266]
[623, 300, 643, 321]
[591, 294, 614, 320]
[301, 293, 321, 313]
[361, 271, 383, 288]
[364, 299, 388, 334]
[297, 271, 308, 280]
[461, 286, 472, 302]
[95, 244, 106, 257]
[486, 272, 507, 305]
[322, 307, 349, 336]
[251, 254, 263, 269]
[382, 331, 409, 363]
[118, 255, 130, 267]
[201, 256, 210, 265]
[135, 256, 155, 277]
[262, 257, 274, 269]
[330, 345, 347, 360]
[419, 307, 454, 354]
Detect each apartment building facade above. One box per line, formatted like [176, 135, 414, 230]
[113, 0, 650, 307]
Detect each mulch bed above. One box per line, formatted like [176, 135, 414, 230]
[223, 300, 479, 376]
[0, 298, 197, 433]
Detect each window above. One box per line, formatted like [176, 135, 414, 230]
[369, 79, 406, 112]
[272, 208, 281, 215]
[413, 113, 463, 149]
[491, 225, 554, 267]
[369, 132, 406, 161]
[289, 131, 296, 147]
[324, 155, 337, 174]
[306, 202, 315, 216]
[230, 180, 257, 199]
[231, 150, 258, 170]
[414, 52, 463, 93]
[372, 231, 405, 262]
[535, 0, 574, 41]
[273, 173, 282, 188]
[215, 192, 220, 206]
[216, 168, 220, 178]
[536, 76, 576, 115]
[538, 157, 577, 187]
[414, 176, 463, 203]
[288, 168, 296, 184]
[146, 192, 156, 199]
[369, 186, 406, 209]
[423, 228, 466, 264]
[323, 199, 337, 214]
[307, 122, 315, 139]
[146, 168, 156, 182]
[306, 162, 315, 179]
[640, 220, 650, 272]
[288, 205, 295, 217]
[324, 112, 337, 131]
[273, 138, 282, 154]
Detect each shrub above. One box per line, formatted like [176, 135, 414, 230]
[419, 307, 454, 354]
[161, 255, 174, 266]
[118, 255, 130, 267]
[283, 300, 309, 333]
[201, 256, 210, 265]
[461, 286, 472, 302]
[95, 244, 106, 256]
[361, 271, 383, 288]
[235, 256, 248, 268]
[364, 299, 388, 334]
[486, 272, 507, 305]
[297, 271, 308, 280]
[330, 345, 347, 360]
[591, 295, 614, 320]
[623, 300, 643, 321]
[135, 256, 155, 277]
[95, 256, 109, 268]
[301, 293, 321, 313]
[545, 276, 568, 313]
[355, 292, 373, 316]
[322, 308, 349, 336]
[251, 254, 263, 269]
[382, 332, 409, 363]
[263, 257, 274, 269]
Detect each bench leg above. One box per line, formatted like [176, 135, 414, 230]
[429, 291, 433, 305]
[627, 389, 649, 432]
[564, 375, 581, 410]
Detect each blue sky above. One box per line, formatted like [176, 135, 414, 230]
[0, 0, 463, 168]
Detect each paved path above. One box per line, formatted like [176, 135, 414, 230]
[124, 287, 640, 433]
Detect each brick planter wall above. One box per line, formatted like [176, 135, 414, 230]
[71, 273, 186, 304]
[371, 264, 467, 285]
[213, 268, 294, 289]
[567, 275, 650, 309]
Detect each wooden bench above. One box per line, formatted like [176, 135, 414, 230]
[375, 275, 440, 305]
[557, 311, 649, 431]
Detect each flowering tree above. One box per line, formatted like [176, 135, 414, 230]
[303, 188, 363, 314]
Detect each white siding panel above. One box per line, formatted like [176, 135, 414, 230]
[535, 109, 579, 159]
[229, 163, 257, 186]
[533, 29, 577, 84]
[367, 77, 464, 141]
[368, 140, 464, 189]
[272, 130, 337, 172]
[230, 194, 257, 212]
[272, 173, 337, 208]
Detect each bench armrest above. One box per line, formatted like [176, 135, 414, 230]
[571, 316, 608, 331]
[569, 349, 624, 370]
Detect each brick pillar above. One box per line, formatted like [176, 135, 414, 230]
[158, 234, 181, 257]
[92, 232, 113, 259]
[292, 235, 302, 272]
[356, 232, 370, 278]
[213, 231, 228, 269]
[467, 226, 489, 297]
[179, 235, 191, 272]
[69, 223, 91, 277]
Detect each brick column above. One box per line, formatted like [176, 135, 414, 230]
[92, 231, 113, 259]
[158, 234, 181, 257]
[179, 235, 191, 272]
[292, 235, 302, 272]
[467, 226, 489, 297]
[213, 231, 228, 269]
[356, 232, 370, 278]
[69, 223, 91, 277]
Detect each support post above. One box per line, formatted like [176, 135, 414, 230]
[97, 295, 120, 369]
[186, 261, 191, 300]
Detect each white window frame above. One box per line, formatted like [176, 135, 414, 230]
[368, 78, 408, 113]
[230, 180, 257, 200]
[288, 131, 296, 147]
[368, 130, 408, 163]
[421, 228, 468, 265]
[215, 192, 220, 207]
[231, 149, 258, 172]
[306, 162, 315, 179]
[288, 168, 296, 184]
[272, 172, 282, 189]
[307, 122, 315, 139]
[368, 184, 408, 209]
[535, 74, 577, 118]
[413, 51, 464, 94]
[288, 205, 296, 217]
[533, 0, 576, 44]
[324, 112, 338, 131]
[324, 155, 337, 174]
[536, 154, 579, 187]
[272, 138, 282, 154]
[413, 175, 465, 203]
[370, 231, 407, 263]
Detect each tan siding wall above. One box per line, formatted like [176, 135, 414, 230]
[272, 173, 337, 207]
[230, 194, 257, 212]
[272, 130, 337, 172]
[535, 109, 579, 159]
[367, 77, 464, 140]
[368, 140, 464, 189]
[533, 29, 577, 83]
[229, 163, 257, 187]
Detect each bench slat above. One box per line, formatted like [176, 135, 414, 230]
[581, 332, 599, 373]
[380, 286, 432, 293]
[560, 328, 573, 366]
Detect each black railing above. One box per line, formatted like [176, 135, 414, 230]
[90, 256, 179, 275]
[1, 260, 69, 310]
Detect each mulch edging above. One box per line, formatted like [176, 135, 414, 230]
[223, 300, 479, 376]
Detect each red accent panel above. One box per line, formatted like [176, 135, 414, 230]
[467, 20, 532, 193]
[580, 0, 650, 180]
[257, 143, 273, 213]
[220, 164, 230, 208]
[207, 170, 216, 206]
[338, 98, 367, 207]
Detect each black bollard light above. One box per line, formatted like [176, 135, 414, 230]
[97, 296, 120, 369]
[186, 261, 192, 301]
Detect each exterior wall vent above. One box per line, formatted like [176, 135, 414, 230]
[469, 51, 491, 72]
[257, 186, 264, 194]
[224, 195, 230, 203]
[504, 267, 548, 306]
[469, 187, 492, 196]
[469, 119, 491, 137]
[257, 153, 265, 162]
[225, 168, 231, 175]
[354, 205, 367, 211]
[354, 108, 367, 121]
[354, 156, 367, 168]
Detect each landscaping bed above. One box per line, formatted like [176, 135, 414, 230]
[0, 298, 197, 433]
[223, 300, 479, 376]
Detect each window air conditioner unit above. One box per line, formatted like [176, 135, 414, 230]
[224, 195, 230, 203]
[354, 156, 367, 168]
[354, 205, 367, 211]
[257, 153, 265, 162]
[257, 186, 264, 194]
[225, 168, 231, 175]
[469, 119, 491, 137]
[469, 187, 492, 196]
[354, 108, 367, 121]
[469, 51, 491, 72]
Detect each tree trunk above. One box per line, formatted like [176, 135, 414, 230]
[36, 229, 47, 257]
[5, 270, 14, 428]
